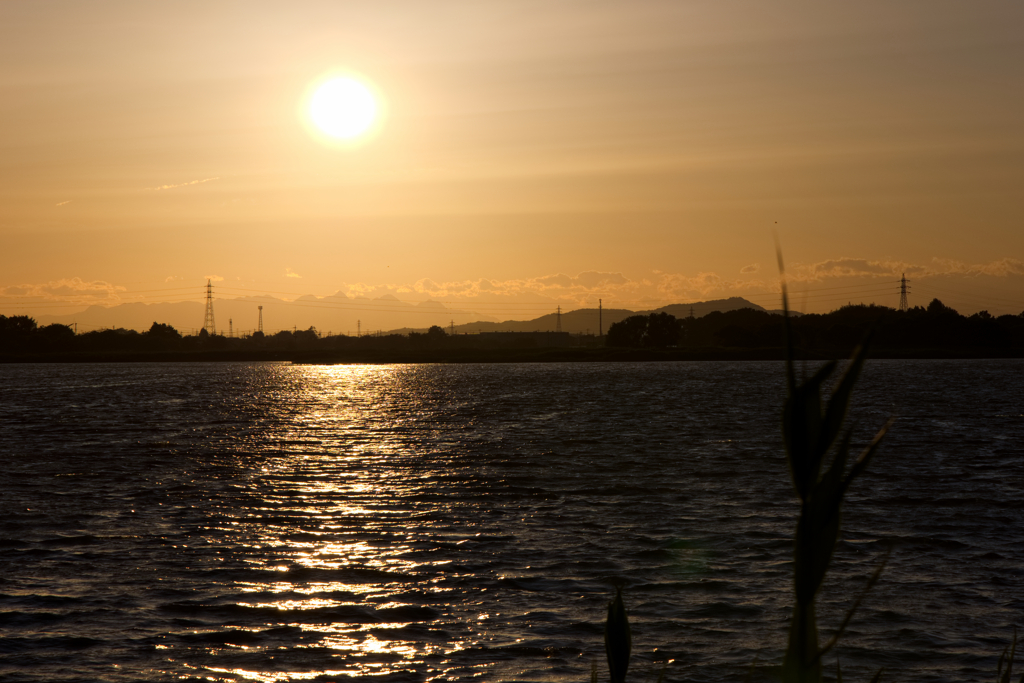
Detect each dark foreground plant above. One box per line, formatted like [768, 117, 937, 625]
[599, 283, 892, 682]
[597, 287, 1020, 681]
[605, 586, 632, 683]
[780, 320, 889, 683]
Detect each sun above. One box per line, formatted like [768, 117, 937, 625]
[307, 76, 380, 142]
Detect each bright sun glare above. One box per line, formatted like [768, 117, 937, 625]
[309, 77, 378, 140]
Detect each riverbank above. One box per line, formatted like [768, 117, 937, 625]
[3, 346, 1023, 363]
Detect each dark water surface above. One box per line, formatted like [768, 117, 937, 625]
[1, 361, 1022, 683]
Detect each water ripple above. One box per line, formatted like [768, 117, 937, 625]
[1, 360, 1022, 682]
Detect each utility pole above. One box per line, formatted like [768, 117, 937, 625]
[556, 305, 562, 333]
[898, 273, 910, 312]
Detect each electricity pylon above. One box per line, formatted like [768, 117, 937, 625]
[203, 280, 216, 334]
[898, 273, 910, 312]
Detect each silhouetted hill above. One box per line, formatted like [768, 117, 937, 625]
[392, 297, 767, 335]
[649, 297, 767, 319]
[33, 294, 769, 339]
[36, 293, 495, 335]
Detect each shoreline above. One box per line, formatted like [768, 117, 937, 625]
[2, 347, 1023, 364]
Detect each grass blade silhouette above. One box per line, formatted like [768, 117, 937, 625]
[605, 586, 632, 683]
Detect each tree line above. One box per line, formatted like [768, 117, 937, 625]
[605, 299, 1024, 353]
[2, 299, 1023, 357]
[0, 318, 463, 356]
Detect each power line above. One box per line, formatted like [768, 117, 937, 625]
[913, 281, 1024, 308]
[741, 285, 902, 304]
[7, 277, 1020, 320]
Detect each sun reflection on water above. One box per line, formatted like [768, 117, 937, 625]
[183, 365, 474, 681]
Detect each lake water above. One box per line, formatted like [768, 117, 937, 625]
[1, 360, 1022, 683]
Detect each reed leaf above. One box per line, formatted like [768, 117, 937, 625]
[605, 586, 632, 683]
[781, 285, 890, 683]
[997, 627, 1017, 683]
[817, 335, 873, 461]
[817, 547, 892, 662]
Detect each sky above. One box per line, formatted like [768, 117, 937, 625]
[2, 0, 1023, 331]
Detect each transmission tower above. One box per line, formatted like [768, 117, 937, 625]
[257, 306, 263, 333]
[598, 299, 602, 337]
[203, 279, 216, 335]
[898, 273, 910, 312]
[450, 319, 455, 335]
[228, 318, 233, 338]
[555, 305, 562, 332]
[357, 320, 361, 337]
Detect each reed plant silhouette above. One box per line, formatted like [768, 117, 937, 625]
[778, 286, 890, 683]
[604, 586, 632, 683]
[598, 284, 892, 682]
[596, 282, 1023, 682]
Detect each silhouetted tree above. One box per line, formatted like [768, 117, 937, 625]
[927, 298, 957, 316]
[606, 315, 648, 347]
[35, 324, 75, 352]
[645, 312, 681, 347]
[606, 313, 681, 348]
[0, 315, 38, 334]
[147, 322, 181, 339]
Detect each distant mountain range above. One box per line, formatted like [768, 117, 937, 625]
[35, 292, 496, 336]
[393, 297, 772, 335]
[35, 294, 772, 336]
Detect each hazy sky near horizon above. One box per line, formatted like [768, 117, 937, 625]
[2, 0, 1023, 321]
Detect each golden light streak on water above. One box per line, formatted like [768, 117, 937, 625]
[6, 361, 1022, 682]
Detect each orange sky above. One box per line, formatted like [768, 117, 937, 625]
[2, 0, 1023, 326]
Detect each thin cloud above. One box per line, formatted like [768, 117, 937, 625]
[0, 278, 126, 304]
[339, 270, 760, 308]
[204, 275, 225, 282]
[785, 256, 1024, 283]
[928, 258, 1024, 278]
[148, 177, 220, 191]
[310, 258, 1024, 312]
[55, 200, 71, 206]
[285, 268, 302, 279]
